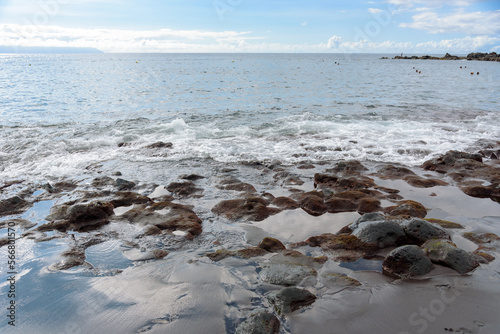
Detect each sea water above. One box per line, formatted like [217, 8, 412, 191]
[1, 53, 499, 184]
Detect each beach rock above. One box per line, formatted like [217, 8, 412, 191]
[258, 237, 286, 252]
[260, 262, 316, 286]
[357, 197, 381, 213]
[124, 202, 203, 236]
[351, 219, 406, 248]
[0, 218, 36, 230]
[92, 176, 116, 187]
[270, 197, 300, 210]
[267, 287, 316, 315]
[320, 273, 362, 288]
[65, 201, 114, 232]
[421, 151, 482, 173]
[0, 196, 32, 216]
[382, 245, 433, 279]
[166, 181, 203, 198]
[376, 165, 416, 179]
[424, 218, 464, 229]
[401, 218, 450, 245]
[235, 311, 280, 334]
[303, 233, 377, 261]
[142, 225, 163, 236]
[326, 160, 368, 175]
[462, 232, 500, 245]
[314, 173, 375, 191]
[403, 175, 448, 188]
[385, 200, 427, 218]
[44, 181, 78, 194]
[421, 239, 479, 274]
[144, 141, 173, 149]
[110, 191, 151, 208]
[115, 178, 135, 190]
[179, 174, 205, 181]
[324, 197, 358, 213]
[212, 197, 272, 221]
[300, 195, 327, 216]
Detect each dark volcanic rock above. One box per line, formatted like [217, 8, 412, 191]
[166, 181, 203, 198]
[401, 218, 450, 245]
[421, 150, 482, 172]
[327, 160, 368, 175]
[212, 197, 272, 221]
[267, 287, 316, 315]
[258, 237, 286, 252]
[179, 174, 205, 181]
[403, 175, 448, 188]
[115, 178, 136, 190]
[123, 201, 203, 236]
[324, 197, 358, 213]
[357, 197, 381, 213]
[144, 141, 173, 149]
[351, 219, 406, 248]
[92, 176, 116, 187]
[110, 192, 151, 207]
[300, 195, 327, 216]
[270, 197, 300, 210]
[382, 245, 433, 279]
[235, 311, 280, 334]
[377, 165, 416, 180]
[385, 200, 427, 218]
[421, 239, 480, 274]
[0, 196, 32, 216]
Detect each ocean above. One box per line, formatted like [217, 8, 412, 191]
[1, 53, 500, 334]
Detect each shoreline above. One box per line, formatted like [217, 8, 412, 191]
[1, 146, 500, 333]
[382, 52, 500, 62]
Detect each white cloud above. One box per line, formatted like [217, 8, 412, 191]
[400, 10, 500, 35]
[368, 8, 383, 14]
[1, 23, 498, 53]
[324, 34, 499, 53]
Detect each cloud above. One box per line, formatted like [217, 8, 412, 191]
[400, 10, 500, 34]
[368, 8, 383, 14]
[1, 23, 498, 53]
[324, 34, 499, 53]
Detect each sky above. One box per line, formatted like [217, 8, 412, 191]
[0, 0, 499, 53]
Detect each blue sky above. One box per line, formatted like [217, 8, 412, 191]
[0, 0, 499, 52]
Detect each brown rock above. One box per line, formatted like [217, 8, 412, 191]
[110, 191, 151, 208]
[403, 175, 448, 188]
[212, 197, 271, 221]
[258, 237, 286, 252]
[166, 181, 203, 198]
[377, 165, 416, 179]
[424, 218, 464, 229]
[357, 197, 381, 213]
[385, 200, 427, 218]
[324, 197, 358, 213]
[300, 195, 327, 216]
[144, 141, 173, 149]
[0, 196, 32, 217]
[271, 197, 300, 210]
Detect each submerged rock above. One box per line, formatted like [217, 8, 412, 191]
[403, 175, 448, 188]
[267, 287, 316, 315]
[115, 178, 135, 191]
[320, 273, 362, 288]
[462, 232, 500, 245]
[0, 218, 36, 230]
[110, 191, 151, 208]
[382, 245, 433, 279]
[212, 197, 274, 221]
[166, 181, 203, 198]
[235, 311, 280, 334]
[424, 218, 464, 229]
[144, 141, 173, 149]
[41, 201, 114, 232]
[0, 196, 32, 217]
[123, 202, 203, 236]
[259, 262, 316, 286]
[401, 218, 450, 245]
[421, 239, 479, 274]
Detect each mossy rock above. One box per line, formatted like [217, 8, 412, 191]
[424, 218, 464, 229]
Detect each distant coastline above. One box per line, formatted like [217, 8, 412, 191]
[382, 52, 499, 62]
[0, 46, 103, 54]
